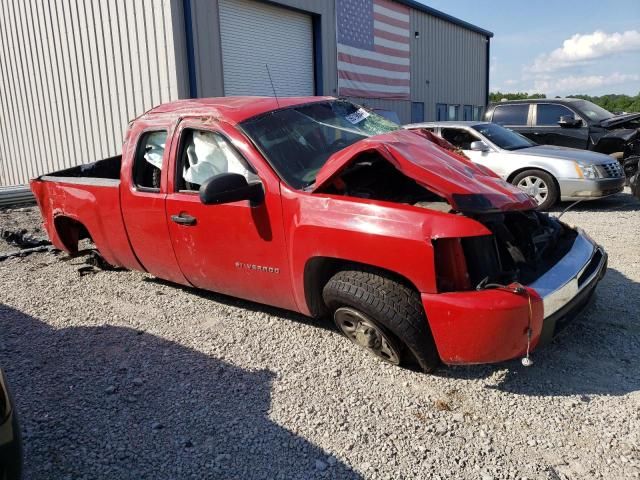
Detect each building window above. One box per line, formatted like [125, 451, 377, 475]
[411, 102, 425, 123]
[436, 103, 448, 121]
[448, 105, 460, 121]
[473, 106, 484, 121]
[463, 105, 473, 121]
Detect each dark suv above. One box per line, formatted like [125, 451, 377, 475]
[485, 98, 640, 195]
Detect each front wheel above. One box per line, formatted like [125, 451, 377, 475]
[512, 169, 559, 210]
[322, 268, 440, 372]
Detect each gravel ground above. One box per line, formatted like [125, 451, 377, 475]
[1, 191, 639, 480]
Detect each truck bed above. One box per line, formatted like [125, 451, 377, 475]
[30, 154, 142, 271]
[39, 155, 121, 185]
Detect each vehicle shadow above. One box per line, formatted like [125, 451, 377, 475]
[436, 267, 640, 397]
[142, 276, 339, 334]
[0, 304, 361, 480]
[145, 267, 640, 398]
[550, 190, 640, 213]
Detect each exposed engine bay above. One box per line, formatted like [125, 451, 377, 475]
[465, 211, 576, 286]
[318, 151, 453, 212]
[318, 152, 577, 291]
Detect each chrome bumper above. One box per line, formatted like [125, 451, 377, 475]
[530, 230, 607, 320]
[559, 177, 625, 200]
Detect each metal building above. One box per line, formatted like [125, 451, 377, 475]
[0, 0, 492, 188]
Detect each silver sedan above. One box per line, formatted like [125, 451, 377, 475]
[405, 121, 625, 210]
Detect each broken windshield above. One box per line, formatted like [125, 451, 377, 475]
[240, 100, 399, 189]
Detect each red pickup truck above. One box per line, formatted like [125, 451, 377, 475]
[31, 97, 607, 371]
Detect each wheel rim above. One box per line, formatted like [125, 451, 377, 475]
[517, 175, 549, 205]
[334, 307, 401, 365]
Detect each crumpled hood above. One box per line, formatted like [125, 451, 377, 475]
[312, 130, 537, 213]
[599, 112, 640, 129]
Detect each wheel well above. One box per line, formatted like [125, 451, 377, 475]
[53, 216, 91, 254]
[507, 167, 556, 184]
[303, 257, 420, 318]
[507, 167, 560, 193]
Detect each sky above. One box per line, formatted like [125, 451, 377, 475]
[422, 0, 640, 97]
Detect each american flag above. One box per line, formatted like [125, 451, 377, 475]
[337, 0, 410, 99]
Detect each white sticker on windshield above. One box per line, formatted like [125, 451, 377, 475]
[345, 108, 370, 124]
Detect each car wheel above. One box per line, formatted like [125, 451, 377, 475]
[512, 170, 559, 210]
[322, 267, 440, 372]
[631, 173, 640, 199]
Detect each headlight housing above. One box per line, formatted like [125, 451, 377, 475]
[575, 163, 601, 179]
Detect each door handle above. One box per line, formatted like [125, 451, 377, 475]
[171, 213, 197, 226]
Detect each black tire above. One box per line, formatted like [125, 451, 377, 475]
[631, 173, 640, 199]
[511, 169, 559, 211]
[322, 267, 440, 372]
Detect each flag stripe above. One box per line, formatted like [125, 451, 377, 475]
[376, 0, 410, 14]
[373, 44, 410, 58]
[338, 44, 410, 66]
[338, 61, 410, 80]
[338, 69, 410, 86]
[337, 52, 410, 72]
[373, 12, 409, 29]
[374, 36, 409, 52]
[374, 19, 410, 37]
[373, 4, 409, 22]
[374, 27, 410, 45]
[339, 87, 410, 99]
[338, 80, 411, 94]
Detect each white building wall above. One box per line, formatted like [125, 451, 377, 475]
[0, 0, 188, 186]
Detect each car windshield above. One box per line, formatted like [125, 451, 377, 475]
[240, 100, 399, 189]
[472, 123, 536, 151]
[570, 100, 613, 122]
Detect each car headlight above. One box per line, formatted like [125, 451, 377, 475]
[574, 163, 601, 179]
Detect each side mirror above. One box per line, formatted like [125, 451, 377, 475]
[558, 115, 582, 127]
[199, 173, 264, 206]
[469, 140, 490, 152]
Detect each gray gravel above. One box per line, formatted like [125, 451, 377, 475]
[1, 191, 639, 480]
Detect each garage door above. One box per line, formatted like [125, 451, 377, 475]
[218, 0, 315, 97]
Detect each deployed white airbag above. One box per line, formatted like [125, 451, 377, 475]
[143, 132, 167, 170]
[183, 131, 255, 185]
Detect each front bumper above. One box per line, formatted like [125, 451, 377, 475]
[422, 230, 607, 365]
[559, 177, 625, 200]
[530, 231, 607, 346]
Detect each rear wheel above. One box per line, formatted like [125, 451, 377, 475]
[322, 268, 440, 372]
[512, 169, 559, 210]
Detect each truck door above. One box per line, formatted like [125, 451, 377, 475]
[120, 127, 190, 285]
[533, 103, 589, 149]
[164, 121, 297, 311]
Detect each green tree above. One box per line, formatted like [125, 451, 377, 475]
[489, 91, 640, 113]
[567, 93, 640, 113]
[489, 91, 546, 102]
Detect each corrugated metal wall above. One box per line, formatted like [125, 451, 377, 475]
[0, 0, 188, 186]
[410, 11, 488, 121]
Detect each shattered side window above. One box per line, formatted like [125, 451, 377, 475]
[176, 130, 258, 192]
[134, 130, 167, 191]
